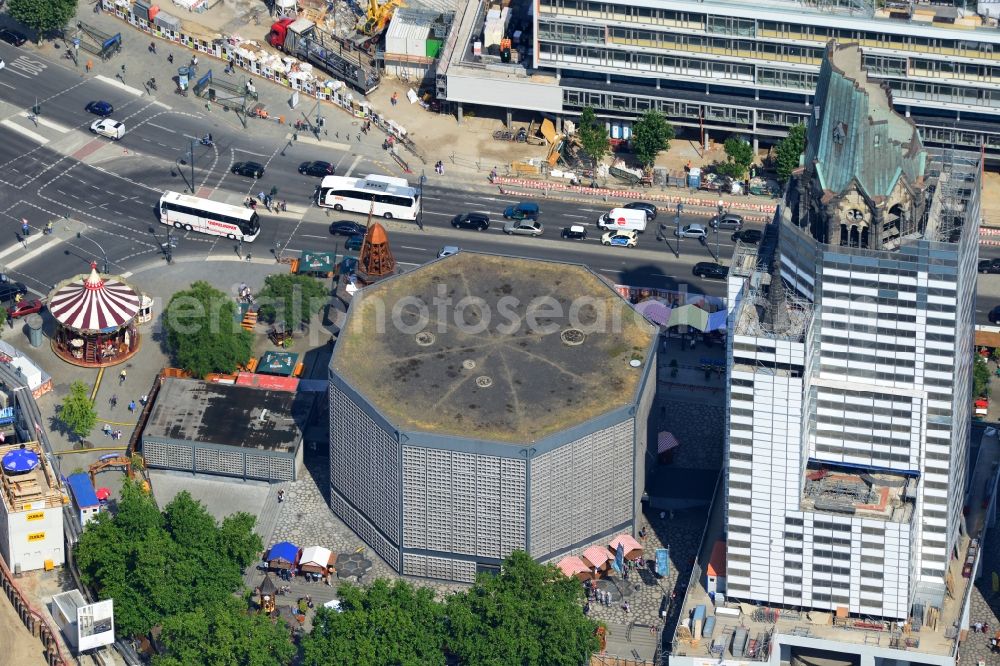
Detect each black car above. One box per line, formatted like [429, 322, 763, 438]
[0, 281, 28, 304]
[561, 225, 588, 240]
[979, 258, 1000, 274]
[732, 229, 763, 244]
[231, 161, 265, 178]
[0, 29, 27, 47]
[344, 235, 365, 251]
[298, 160, 334, 177]
[692, 262, 729, 280]
[451, 212, 490, 231]
[623, 201, 657, 221]
[85, 101, 114, 116]
[329, 220, 366, 236]
[990, 306, 1000, 324]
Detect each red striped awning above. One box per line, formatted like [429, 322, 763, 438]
[658, 431, 680, 453]
[48, 264, 140, 332]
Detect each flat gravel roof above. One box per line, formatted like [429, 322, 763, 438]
[144, 378, 305, 453]
[332, 252, 656, 443]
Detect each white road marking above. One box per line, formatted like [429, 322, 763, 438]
[564, 214, 587, 219]
[292, 134, 350, 151]
[23, 114, 72, 133]
[94, 75, 144, 97]
[423, 211, 453, 217]
[343, 154, 363, 177]
[0, 81, 13, 89]
[153, 101, 172, 110]
[7, 237, 63, 269]
[300, 234, 326, 240]
[146, 123, 176, 134]
[232, 147, 270, 158]
[0, 119, 49, 144]
[400, 245, 426, 251]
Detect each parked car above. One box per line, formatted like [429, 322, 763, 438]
[732, 229, 763, 244]
[675, 223, 708, 239]
[503, 219, 543, 236]
[85, 101, 114, 116]
[0, 281, 27, 305]
[329, 220, 366, 236]
[7, 299, 42, 319]
[0, 29, 27, 47]
[991, 306, 1000, 324]
[709, 213, 744, 230]
[298, 160, 334, 177]
[231, 161, 265, 178]
[979, 258, 1000, 274]
[344, 235, 364, 251]
[561, 225, 588, 240]
[90, 118, 125, 140]
[602, 229, 638, 248]
[693, 262, 729, 280]
[503, 202, 540, 221]
[437, 246, 460, 258]
[623, 201, 657, 221]
[451, 212, 490, 231]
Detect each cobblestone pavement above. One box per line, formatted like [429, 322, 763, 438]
[961, 518, 1000, 665]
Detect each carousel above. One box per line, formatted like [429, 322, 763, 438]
[47, 263, 144, 367]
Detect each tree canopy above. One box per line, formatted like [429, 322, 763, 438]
[74, 482, 262, 638]
[60, 380, 97, 439]
[446, 551, 600, 666]
[716, 137, 754, 180]
[974, 354, 991, 399]
[301, 579, 447, 666]
[631, 111, 675, 168]
[256, 274, 329, 330]
[164, 281, 252, 378]
[775, 123, 807, 184]
[154, 597, 295, 666]
[577, 106, 610, 166]
[8, 0, 77, 36]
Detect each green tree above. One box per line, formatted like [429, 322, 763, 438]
[60, 380, 97, 439]
[154, 597, 295, 666]
[974, 354, 991, 398]
[0, 306, 8, 330]
[445, 551, 600, 666]
[716, 136, 754, 180]
[7, 0, 77, 36]
[74, 484, 262, 638]
[577, 106, 610, 165]
[302, 579, 447, 666]
[164, 281, 252, 378]
[631, 111, 675, 168]
[256, 274, 329, 330]
[775, 123, 807, 184]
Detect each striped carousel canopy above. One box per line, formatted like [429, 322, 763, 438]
[48, 263, 141, 332]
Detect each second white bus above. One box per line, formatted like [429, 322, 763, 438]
[159, 191, 261, 242]
[316, 174, 420, 220]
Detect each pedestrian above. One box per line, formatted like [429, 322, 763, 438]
[250, 200, 257, 211]
[280, 200, 287, 212]
[622, 601, 630, 614]
[121, 64, 126, 74]
[191, 55, 199, 67]
[20, 219, 29, 236]
[149, 41, 156, 54]
[86, 58, 93, 72]
[128, 400, 136, 414]
[119, 368, 127, 385]
[246, 252, 252, 262]
[277, 489, 284, 503]
[140, 394, 148, 406]
[390, 91, 398, 106]
[110, 394, 117, 408]
[167, 53, 174, 64]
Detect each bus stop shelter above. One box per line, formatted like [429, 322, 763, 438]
[76, 21, 121, 61]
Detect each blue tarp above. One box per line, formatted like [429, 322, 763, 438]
[67, 473, 100, 509]
[267, 541, 299, 565]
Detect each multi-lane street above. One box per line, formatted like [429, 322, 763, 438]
[0, 40, 997, 322]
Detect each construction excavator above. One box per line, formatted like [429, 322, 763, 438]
[359, 0, 404, 37]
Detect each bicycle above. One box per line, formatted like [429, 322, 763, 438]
[492, 130, 513, 141]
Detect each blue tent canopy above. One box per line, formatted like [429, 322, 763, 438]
[267, 541, 299, 567]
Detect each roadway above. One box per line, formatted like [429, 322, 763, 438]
[0, 41, 996, 323]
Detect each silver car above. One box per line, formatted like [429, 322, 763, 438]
[675, 223, 708, 239]
[709, 212, 744, 230]
[503, 219, 543, 237]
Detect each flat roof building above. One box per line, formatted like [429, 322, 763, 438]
[329, 252, 658, 582]
[141, 378, 307, 482]
[437, 0, 1000, 158]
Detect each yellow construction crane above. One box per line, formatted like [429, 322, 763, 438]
[359, 0, 404, 37]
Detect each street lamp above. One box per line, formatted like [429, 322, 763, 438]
[76, 231, 109, 274]
[417, 171, 426, 231]
[674, 202, 684, 258]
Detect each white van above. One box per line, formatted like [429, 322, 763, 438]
[597, 207, 648, 233]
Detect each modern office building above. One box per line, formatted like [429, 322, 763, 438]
[328, 252, 657, 582]
[438, 0, 1000, 157]
[670, 40, 982, 666]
